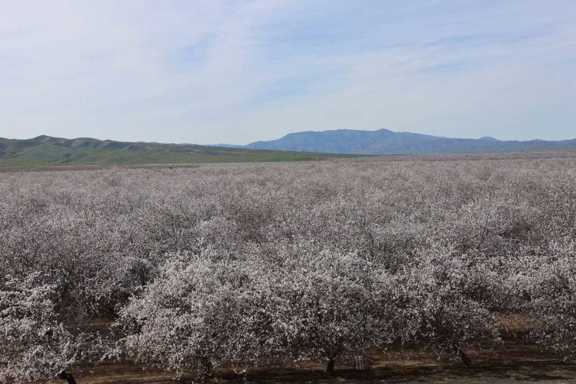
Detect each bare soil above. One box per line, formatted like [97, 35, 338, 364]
[52, 342, 576, 384]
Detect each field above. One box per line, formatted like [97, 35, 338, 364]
[2, 152, 576, 384]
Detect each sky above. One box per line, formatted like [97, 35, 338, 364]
[1, 0, 575, 144]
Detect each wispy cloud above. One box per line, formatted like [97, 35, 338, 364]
[0, 0, 574, 143]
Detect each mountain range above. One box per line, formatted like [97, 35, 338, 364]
[246, 129, 576, 155]
[2, 129, 575, 169]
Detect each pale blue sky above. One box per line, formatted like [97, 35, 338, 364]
[1, 0, 575, 144]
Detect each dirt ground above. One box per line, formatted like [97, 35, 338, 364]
[57, 342, 576, 384]
[55, 364, 576, 384]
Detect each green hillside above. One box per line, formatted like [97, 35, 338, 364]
[0, 136, 347, 169]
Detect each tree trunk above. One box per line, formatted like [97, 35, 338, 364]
[458, 348, 472, 367]
[200, 357, 213, 381]
[57, 370, 77, 384]
[325, 358, 335, 374]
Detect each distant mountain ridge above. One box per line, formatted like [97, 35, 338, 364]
[246, 129, 576, 155]
[3, 130, 575, 169]
[0, 135, 342, 169]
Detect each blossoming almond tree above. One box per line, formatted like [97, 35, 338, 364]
[0, 273, 75, 384]
[404, 244, 501, 365]
[528, 239, 576, 359]
[116, 253, 262, 380]
[242, 242, 399, 374]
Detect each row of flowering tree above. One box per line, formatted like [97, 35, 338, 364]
[1, 156, 576, 382]
[113, 241, 507, 377]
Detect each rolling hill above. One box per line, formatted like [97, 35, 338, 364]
[4, 129, 575, 170]
[0, 135, 345, 169]
[247, 129, 576, 155]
